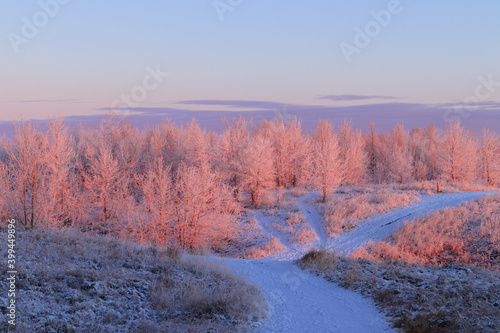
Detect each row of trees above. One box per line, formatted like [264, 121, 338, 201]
[1, 115, 499, 249]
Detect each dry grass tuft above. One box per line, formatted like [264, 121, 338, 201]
[299, 249, 338, 272]
[0, 228, 267, 332]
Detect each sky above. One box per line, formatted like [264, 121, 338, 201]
[1, 0, 500, 133]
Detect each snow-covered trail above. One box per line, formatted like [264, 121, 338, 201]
[225, 258, 396, 333]
[297, 192, 328, 248]
[222, 191, 493, 333]
[328, 191, 492, 255]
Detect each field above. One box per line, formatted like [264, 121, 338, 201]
[0, 229, 266, 333]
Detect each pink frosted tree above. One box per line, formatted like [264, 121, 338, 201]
[173, 164, 240, 249]
[310, 120, 341, 201]
[138, 158, 173, 245]
[479, 129, 500, 186]
[338, 120, 367, 185]
[441, 122, 477, 183]
[241, 134, 276, 207]
[270, 116, 308, 188]
[6, 121, 48, 229]
[220, 116, 250, 196]
[43, 118, 78, 226]
[183, 119, 214, 171]
[83, 143, 122, 225]
[387, 125, 413, 183]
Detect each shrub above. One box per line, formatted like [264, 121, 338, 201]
[286, 212, 305, 226]
[292, 225, 319, 245]
[300, 249, 338, 271]
[244, 237, 287, 258]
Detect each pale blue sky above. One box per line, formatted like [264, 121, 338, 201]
[1, 0, 500, 126]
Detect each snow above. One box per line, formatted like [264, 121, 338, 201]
[328, 191, 493, 255]
[297, 192, 329, 248]
[221, 191, 493, 333]
[225, 258, 396, 333]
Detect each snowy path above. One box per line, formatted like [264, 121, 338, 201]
[222, 191, 493, 333]
[225, 258, 395, 333]
[297, 192, 328, 248]
[328, 192, 492, 255]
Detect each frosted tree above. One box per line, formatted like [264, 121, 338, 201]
[143, 120, 184, 172]
[408, 128, 429, 181]
[139, 158, 173, 245]
[424, 125, 442, 180]
[310, 120, 341, 201]
[6, 121, 48, 229]
[338, 120, 367, 185]
[270, 116, 307, 188]
[479, 129, 500, 186]
[365, 121, 378, 180]
[241, 134, 276, 207]
[220, 116, 250, 196]
[183, 119, 214, 171]
[83, 143, 121, 225]
[387, 125, 412, 183]
[43, 118, 77, 226]
[441, 122, 477, 183]
[173, 164, 240, 249]
[0, 159, 11, 222]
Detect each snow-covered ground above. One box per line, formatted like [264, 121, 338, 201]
[328, 191, 493, 255]
[222, 191, 493, 333]
[226, 258, 395, 333]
